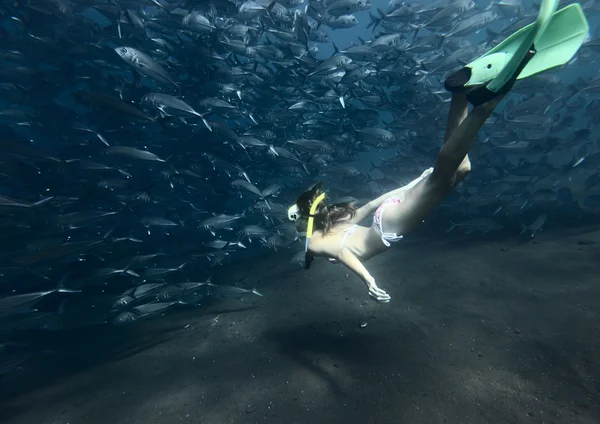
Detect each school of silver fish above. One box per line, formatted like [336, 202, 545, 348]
[0, 0, 599, 376]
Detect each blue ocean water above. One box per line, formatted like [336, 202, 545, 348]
[1, 0, 600, 422]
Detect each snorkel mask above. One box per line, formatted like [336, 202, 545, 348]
[287, 204, 300, 221]
[288, 187, 326, 269]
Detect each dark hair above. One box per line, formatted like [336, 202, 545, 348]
[295, 182, 356, 234]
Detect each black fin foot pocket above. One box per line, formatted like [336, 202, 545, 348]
[444, 67, 472, 93]
[467, 47, 537, 107]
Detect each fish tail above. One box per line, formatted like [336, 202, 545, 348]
[564, 84, 580, 103]
[367, 12, 380, 31]
[266, 0, 277, 12]
[56, 276, 81, 294]
[251, 288, 264, 297]
[445, 221, 458, 234]
[519, 223, 527, 235]
[103, 226, 116, 240]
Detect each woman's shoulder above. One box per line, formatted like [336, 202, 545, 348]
[311, 223, 363, 250]
[309, 228, 342, 253]
[315, 221, 352, 237]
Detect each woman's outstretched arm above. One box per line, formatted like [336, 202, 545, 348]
[337, 248, 391, 302]
[308, 238, 391, 302]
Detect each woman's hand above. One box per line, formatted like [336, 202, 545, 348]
[332, 247, 390, 303]
[365, 276, 391, 303]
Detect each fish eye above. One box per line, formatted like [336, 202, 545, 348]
[120, 47, 127, 53]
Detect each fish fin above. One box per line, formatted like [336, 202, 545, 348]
[445, 221, 457, 233]
[367, 12, 381, 31]
[407, 23, 422, 40]
[31, 197, 54, 207]
[564, 84, 580, 102]
[369, 160, 382, 173]
[484, 27, 500, 46]
[56, 276, 81, 294]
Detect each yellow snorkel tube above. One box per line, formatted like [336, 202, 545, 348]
[304, 192, 326, 252]
[288, 192, 326, 269]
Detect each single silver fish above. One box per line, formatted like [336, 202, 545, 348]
[114, 46, 178, 88]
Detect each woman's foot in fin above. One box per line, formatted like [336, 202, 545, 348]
[444, 47, 536, 108]
[444, 67, 472, 93]
[466, 47, 536, 107]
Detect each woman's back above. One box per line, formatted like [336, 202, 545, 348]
[311, 221, 388, 262]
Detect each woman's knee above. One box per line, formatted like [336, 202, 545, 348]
[454, 158, 471, 185]
[458, 155, 471, 173]
[427, 170, 456, 196]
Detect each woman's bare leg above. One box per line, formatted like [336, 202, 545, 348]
[431, 92, 506, 187]
[377, 92, 507, 236]
[444, 92, 470, 143]
[443, 92, 471, 184]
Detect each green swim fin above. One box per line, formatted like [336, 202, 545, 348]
[445, 0, 589, 105]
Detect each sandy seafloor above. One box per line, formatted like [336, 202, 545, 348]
[1, 224, 600, 424]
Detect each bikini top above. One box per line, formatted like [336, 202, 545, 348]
[327, 224, 359, 264]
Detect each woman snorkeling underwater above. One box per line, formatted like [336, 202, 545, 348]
[286, 0, 589, 302]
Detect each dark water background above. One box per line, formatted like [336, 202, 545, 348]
[1, 0, 600, 422]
